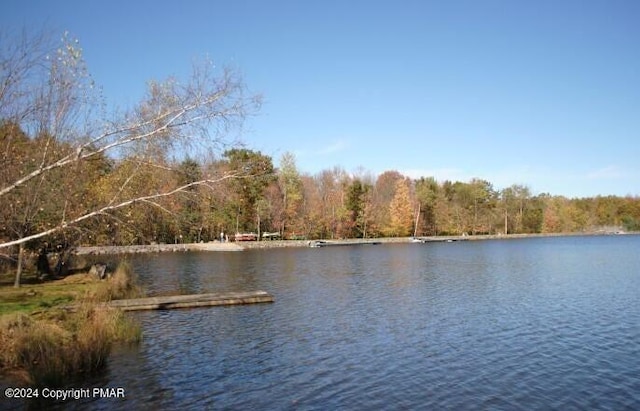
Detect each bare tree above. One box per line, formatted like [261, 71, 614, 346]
[0, 29, 260, 286]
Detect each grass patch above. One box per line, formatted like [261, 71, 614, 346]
[0, 276, 96, 316]
[0, 261, 143, 386]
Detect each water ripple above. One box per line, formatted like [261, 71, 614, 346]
[45, 235, 640, 410]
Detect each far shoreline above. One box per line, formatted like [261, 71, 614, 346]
[73, 231, 636, 256]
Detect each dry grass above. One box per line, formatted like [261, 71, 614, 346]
[0, 261, 142, 386]
[92, 261, 143, 302]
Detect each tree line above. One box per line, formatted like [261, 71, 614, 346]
[118, 155, 639, 240]
[4, 124, 638, 249]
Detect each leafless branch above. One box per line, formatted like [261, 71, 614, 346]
[0, 172, 244, 249]
[0, 75, 254, 197]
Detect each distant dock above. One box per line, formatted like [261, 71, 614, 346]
[309, 240, 381, 248]
[411, 236, 469, 243]
[107, 291, 274, 311]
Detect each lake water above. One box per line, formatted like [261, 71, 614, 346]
[14, 235, 640, 410]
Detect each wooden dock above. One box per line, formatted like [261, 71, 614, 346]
[107, 290, 274, 311]
[411, 236, 469, 243]
[309, 240, 381, 248]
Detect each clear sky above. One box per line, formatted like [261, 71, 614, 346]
[3, 0, 639, 198]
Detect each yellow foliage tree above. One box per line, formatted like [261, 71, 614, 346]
[387, 179, 414, 237]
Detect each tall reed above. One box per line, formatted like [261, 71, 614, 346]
[92, 260, 143, 301]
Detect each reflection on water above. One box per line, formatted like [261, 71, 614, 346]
[17, 235, 640, 410]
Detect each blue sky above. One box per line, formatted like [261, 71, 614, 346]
[3, 0, 639, 197]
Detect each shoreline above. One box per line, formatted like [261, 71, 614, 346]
[74, 242, 244, 255]
[73, 231, 636, 255]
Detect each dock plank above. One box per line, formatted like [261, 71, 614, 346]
[107, 291, 274, 311]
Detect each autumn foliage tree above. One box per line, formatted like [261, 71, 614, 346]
[371, 170, 404, 236]
[388, 179, 414, 236]
[277, 152, 304, 237]
[220, 148, 275, 234]
[414, 177, 440, 236]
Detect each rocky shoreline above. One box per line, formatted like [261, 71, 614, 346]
[75, 242, 244, 255]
